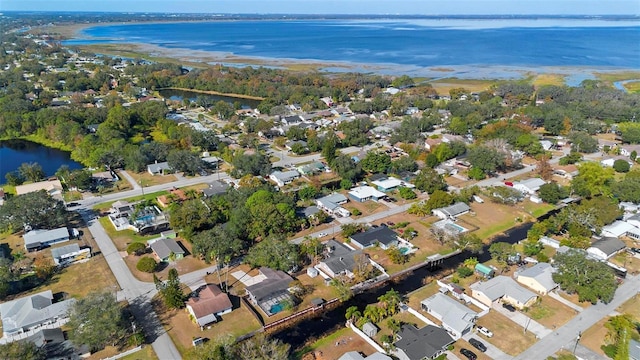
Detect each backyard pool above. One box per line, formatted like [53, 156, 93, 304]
[270, 303, 284, 314]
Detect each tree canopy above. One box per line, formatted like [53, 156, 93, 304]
[0, 190, 68, 232]
[552, 249, 617, 304]
[67, 292, 127, 352]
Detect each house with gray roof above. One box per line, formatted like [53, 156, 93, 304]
[51, 243, 91, 266]
[432, 202, 470, 220]
[317, 240, 363, 278]
[516, 262, 557, 295]
[350, 226, 399, 250]
[269, 170, 301, 187]
[513, 178, 546, 195]
[297, 161, 325, 175]
[420, 293, 478, 339]
[470, 275, 538, 309]
[339, 352, 391, 360]
[149, 237, 185, 262]
[393, 324, 454, 360]
[23, 227, 70, 252]
[201, 180, 229, 198]
[147, 161, 171, 175]
[316, 193, 350, 217]
[0, 290, 76, 337]
[587, 237, 626, 261]
[245, 268, 294, 316]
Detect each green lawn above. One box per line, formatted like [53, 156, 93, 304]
[473, 218, 526, 240]
[523, 202, 556, 218]
[119, 346, 158, 360]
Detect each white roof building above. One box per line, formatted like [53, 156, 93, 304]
[348, 186, 386, 202]
[513, 178, 546, 195]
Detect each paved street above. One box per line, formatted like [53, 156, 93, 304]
[514, 274, 640, 360]
[81, 210, 182, 360]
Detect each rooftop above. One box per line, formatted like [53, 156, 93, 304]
[350, 226, 398, 248]
[471, 276, 537, 305]
[394, 324, 454, 360]
[186, 284, 233, 327]
[149, 237, 185, 260]
[517, 262, 557, 292]
[23, 227, 69, 249]
[421, 293, 477, 335]
[348, 185, 386, 200]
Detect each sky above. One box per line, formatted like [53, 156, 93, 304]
[1, 0, 639, 15]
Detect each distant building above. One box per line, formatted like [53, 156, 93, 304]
[348, 185, 386, 202]
[201, 180, 229, 198]
[147, 161, 171, 176]
[23, 227, 70, 252]
[513, 178, 546, 195]
[269, 170, 300, 187]
[316, 193, 350, 217]
[371, 177, 414, 192]
[432, 202, 470, 220]
[15, 180, 63, 200]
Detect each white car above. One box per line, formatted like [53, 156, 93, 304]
[318, 232, 328, 237]
[476, 326, 493, 338]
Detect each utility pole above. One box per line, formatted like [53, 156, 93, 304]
[573, 331, 582, 355]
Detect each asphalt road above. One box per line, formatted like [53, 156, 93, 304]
[514, 274, 640, 360]
[80, 210, 182, 360]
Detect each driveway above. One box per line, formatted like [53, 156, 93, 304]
[462, 331, 512, 360]
[491, 304, 552, 338]
[81, 210, 182, 360]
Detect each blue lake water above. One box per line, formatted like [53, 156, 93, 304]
[0, 139, 83, 181]
[66, 19, 640, 74]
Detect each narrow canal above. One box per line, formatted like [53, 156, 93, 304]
[273, 220, 536, 348]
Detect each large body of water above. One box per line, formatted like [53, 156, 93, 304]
[0, 139, 83, 181]
[66, 18, 640, 77]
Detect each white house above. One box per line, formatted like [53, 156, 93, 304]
[432, 202, 470, 220]
[470, 276, 538, 309]
[269, 170, 300, 187]
[23, 227, 70, 252]
[513, 178, 546, 195]
[0, 290, 76, 337]
[348, 186, 386, 202]
[587, 237, 626, 261]
[516, 263, 558, 295]
[420, 293, 477, 339]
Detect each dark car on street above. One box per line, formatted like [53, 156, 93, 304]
[502, 302, 516, 312]
[469, 338, 487, 352]
[460, 348, 477, 360]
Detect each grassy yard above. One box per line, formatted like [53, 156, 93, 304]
[123, 171, 178, 188]
[580, 317, 608, 357]
[98, 216, 156, 249]
[617, 293, 640, 322]
[119, 346, 158, 360]
[406, 282, 441, 310]
[462, 202, 533, 241]
[522, 202, 556, 218]
[155, 293, 262, 355]
[475, 311, 538, 356]
[22, 255, 119, 299]
[523, 296, 575, 329]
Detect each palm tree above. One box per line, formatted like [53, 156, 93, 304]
[463, 257, 479, 269]
[345, 306, 361, 323]
[387, 318, 401, 335]
[378, 289, 402, 316]
[363, 304, 382, 323]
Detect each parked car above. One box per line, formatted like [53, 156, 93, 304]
[469, 338, 487, 352]
[460, 348, 477, 360]
[66, 202, 80, 207]
[387, 221, 395, 226]
[502, 303, 516, 312]
[318, 232, 328, 237]
[476, 326, 493, 337]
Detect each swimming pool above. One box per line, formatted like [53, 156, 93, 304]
[270, 303, 284, 314]
[399, 247, 411, 255]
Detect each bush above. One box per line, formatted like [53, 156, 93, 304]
[613, 159, 631, 173]
[537, 252, 550, 263]
[601, 344, 617, 358]
[136, 257, 157, 273]
[126, 242, 146, 256]
[456, 266, 474, 278]
[398, 187, 417, 199]
[350, 208, 362, 216]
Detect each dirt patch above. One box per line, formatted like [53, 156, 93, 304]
[297, 327, 376, 360]
[524, 295, 576, 329]
[580, 317, 608, 356]
[476, 311, 538, 356]
[127, 171, 178, 187]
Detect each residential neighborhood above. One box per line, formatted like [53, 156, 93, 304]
[0, 12, 640, 360]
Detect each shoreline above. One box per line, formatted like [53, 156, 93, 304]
[158, 87, 265, 101]
[43, 22, 640, 86]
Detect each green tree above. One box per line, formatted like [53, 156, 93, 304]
[0, 341, 46, 360]
[603, 314, 636, 360]
[297, 185, 318, 200]
[67, 292, 127, 352]
[413, 168, 446, 194]
[0, 191, 68, 232]
[360, 152, 392, 174]
[489, 242, 515, 263]
[126, 242, 146, 256]
[552, 249, 618, 304]
[613, 159, 630, 173]
[398, 186, 417, 199]
[571, 162, 614, 198]
[457, 266, 474, 278]
[617, 122, 640, 144]
[467, 166, 486, 180]
[569, 131, 598, 153]
[391, 156, 418, 173]
[136, 257, 156, 273]
[345, 305, 362, 322]
[245, 236, 300, 272]
[18, 162, 45, 182]
[386, 247, 408, 264]
[5, 170, 25, 186]
[67, 169, 93, 190]
[467, 145, 506, 173]
[157, 268, 186, 309]
[538, 182, 569, 204]
[192, 225, 243, 264]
